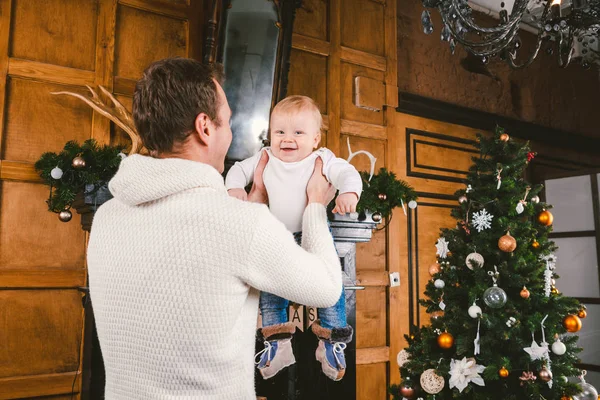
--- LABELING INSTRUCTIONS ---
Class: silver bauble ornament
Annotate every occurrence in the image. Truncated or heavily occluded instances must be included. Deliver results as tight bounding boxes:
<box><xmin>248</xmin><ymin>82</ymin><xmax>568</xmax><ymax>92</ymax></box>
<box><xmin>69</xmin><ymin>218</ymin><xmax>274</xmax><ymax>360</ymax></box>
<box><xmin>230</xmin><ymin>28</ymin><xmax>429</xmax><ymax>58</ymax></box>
<box><xmin>573</xmin><ymin>383</ymin><xmax>599</xmax><ymax>400</ymax></box>
<box><xmin>434</xmin><ymin>279</ymin><xmax>445</xmax><ymax>289</ymax></box>
<box><xmin>58</xmin><ymin>209</ymin><xmax>72</xmax><ymax>222</ymax></box>
<box><xmin>468</xmin><ymin>304</ymin><xmax>482</xmax><ymax>318</ymax></box>
<box><xmin>538</xmin><ymin>366</ymin><xmax>553</xmax><ymax>382</ymax></box>
<box><xmin>551</xmin><ymin>339</ymin><xmax>566</xmax><ymax>355</ymax></box>
<box><xmin>466</xmin><ymin>252</ymin><xmax>484</xmax><ymax>270</ymax></box>
<box><xmin>72</xmin><ymin>156</ymin><xmax>86</xmax><ymax>169</ymax></box>
<box><xmin>378</xmin><ymin>193</ymin><xmax>387</xmax><ymax>200</ymax></box>
<box><xmin>531</xmin><ymin>195</ymin><xmax>540</xmax><ymax>203</ymax></box>
<box><xmin>483</xmin><ymin>285</ymin><xmax>507</xmax><ymax>308</ymax></box>
<box><xmin>408</xmin><ymin>200</ymin><xmax>418</xmax><ymax>209</ymax></box>
<box><xmin>372</xmin><ymin>212</ymin><xmax>382</xmax><ymax>222</ymax></box>
<box><xmin>50</xmin><ymin>167</ymin><xmax>63</xmax><ymax>179</ymax></box>
<box><xmin>458</xmin><ymin>195</ymin><xmax>468</xmax><ymax>204</ymax></box>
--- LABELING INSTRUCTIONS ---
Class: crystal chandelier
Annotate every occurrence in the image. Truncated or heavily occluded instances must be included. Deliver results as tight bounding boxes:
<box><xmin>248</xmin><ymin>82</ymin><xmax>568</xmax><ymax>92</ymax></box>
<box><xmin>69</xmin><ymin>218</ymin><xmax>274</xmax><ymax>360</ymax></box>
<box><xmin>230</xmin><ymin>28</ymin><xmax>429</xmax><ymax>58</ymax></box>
<box><xmin>421</xmin><ymin>0</ymin><xmax>600</xmax><ymax>68</ymax></box>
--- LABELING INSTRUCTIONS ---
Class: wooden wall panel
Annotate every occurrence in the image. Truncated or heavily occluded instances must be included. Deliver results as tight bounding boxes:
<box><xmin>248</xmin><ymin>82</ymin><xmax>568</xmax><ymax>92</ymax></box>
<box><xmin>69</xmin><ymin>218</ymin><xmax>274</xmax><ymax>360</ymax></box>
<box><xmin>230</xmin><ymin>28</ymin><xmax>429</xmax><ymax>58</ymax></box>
<box><xmin>3</xmin><ymin>79</ymin><xmax>93</xmax><ymax>163</ymax></box>
<box><xmin>341</xmin><ymin>0</ymin><xmax>385</xmax><ymax>56</ymax></box>
<box><xmin>10</xmin><ymin>0</ymin><xmax>98</xmax><ymax>70</ymax></box>
<box><xmin>356</xmin><ymin>363</ymin><xmax>388</xmax><ymax>400</ymax></box>
<box><xmin>341</xmin><ymin>62</ymin><xmax>384</xmax><ymax>125</ymax></box>
<box><xmin>294</xmin><ymin>0</ymin><xmax>328</xmax><ymax>41</ymax></box>
<box><xmin>0</xmin><ymin>1</ymin><xmax>208</xmax><ymax>398</ymax></box>
<box><xmin>0</xmin><ymin>181</ymin><xmax>86</xmax><ymax>269</ymax></box>
<box><xmin>0</xmin><ymin>290</ymin><xmax>83</xmax><ymax>377</ymax></box>
<box><xmin>356</xmin><ymin>287</ymin><xmax>387</xmax><ymax>348</ymax></box>
<box><xmin>114</xmin><ymin>4</ymin><xmax>187</xmax><ymax>80</ymax></box>
<box><xmin>287</xmin><ymin>49</ymin><xmax>328</xmax><ymax>114</ymax></box>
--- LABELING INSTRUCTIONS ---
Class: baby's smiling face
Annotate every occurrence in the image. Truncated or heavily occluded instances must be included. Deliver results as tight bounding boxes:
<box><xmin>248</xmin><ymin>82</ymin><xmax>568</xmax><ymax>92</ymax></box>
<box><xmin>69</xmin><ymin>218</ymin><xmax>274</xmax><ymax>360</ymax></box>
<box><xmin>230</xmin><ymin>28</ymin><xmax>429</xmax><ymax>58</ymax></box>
<box><xmin>269</xmin><ymin>109</ymin><xmax>321</xmax><ymax>163</ymax></box>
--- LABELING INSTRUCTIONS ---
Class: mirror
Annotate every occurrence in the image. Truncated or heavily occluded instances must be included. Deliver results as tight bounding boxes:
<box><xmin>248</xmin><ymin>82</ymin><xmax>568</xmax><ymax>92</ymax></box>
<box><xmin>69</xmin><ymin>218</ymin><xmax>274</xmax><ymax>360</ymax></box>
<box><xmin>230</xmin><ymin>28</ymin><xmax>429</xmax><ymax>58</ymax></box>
<box><xmin>204</xmin><ymin>0</ymin><xmax>299</xmax><ymax>164</ymax></box>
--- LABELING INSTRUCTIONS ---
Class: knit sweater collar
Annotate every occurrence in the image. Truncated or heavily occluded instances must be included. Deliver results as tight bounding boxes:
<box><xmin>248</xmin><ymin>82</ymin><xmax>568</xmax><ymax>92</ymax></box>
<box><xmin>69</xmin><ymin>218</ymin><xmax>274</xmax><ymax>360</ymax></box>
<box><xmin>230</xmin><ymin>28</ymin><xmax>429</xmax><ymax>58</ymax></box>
<box><xmin>109</xmin><ymin>154</ymin><xmax>226</xmax><ymax>206</ymax></box>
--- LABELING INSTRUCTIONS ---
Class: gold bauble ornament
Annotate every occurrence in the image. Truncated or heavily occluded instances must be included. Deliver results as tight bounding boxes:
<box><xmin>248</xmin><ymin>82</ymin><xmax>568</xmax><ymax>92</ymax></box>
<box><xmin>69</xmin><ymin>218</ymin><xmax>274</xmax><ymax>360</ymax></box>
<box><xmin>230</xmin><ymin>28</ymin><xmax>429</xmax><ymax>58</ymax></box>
<box><xmin>538</xmin><ymin>366</ymin><xmax>553</xmax><ymax>382</ymax></box>
<box><xmin>378</xmin><ymin>193</ymin><xmax>387</xmax><ymax>200</ymax></box>
<box><xmin>429</xmin><ymin>263</ymin><xmax>441</xmax><ymax>276</ymax></box>
<box><xmin>532</xmin><ymin>240</ymin><xmax>540</xmax><ymax>249</ymax></box>
<box><xmin>578</xmin><ymin>309</ymin><xmax>587</xmax><ymax>319</ymax></box>
<box><xmin>563</xmin><ymin>314</ymin><xmax>582</xmax><ymax>332</ymax></box>
<box><xmin>437</xmin><ymin>332</ymin><xmax>454</xmax><ymax>349</ymax></box>
<box><xmin>500</xmin><ymin>133</ymin><xmax>510</xmax><ymax>142</ymax></box>
<box><xmin>551</xmin><ymin>285</ymin><xmax>559</xmax><ymax>295</ymax></box>
<box><xmin>520</xmin><ymin>286</ymin><xmax>530</xmax><ymax>299</ymax></box>
<box><xmin>498</xmin><ymin>231</ymin><xmax>517</xmax><ymax>252</ymax></box>
<box><xmin>537</xmin><ymin>210</ymin><xmax>554</xmax><ymax>226</ymax></box>
<box><xmin>499</xmin><ymin>367</ymin><xmax>509</xmax><ymax>378</ymax></box>
<box><xmin>58</xmin><ymin>209</ymin><xmax>72</xmax><ymax>222</ymax></box>
<box><xmin>72</xmin><ymin>156</ymin><xmax>86</xmax><ymax>169</ymax></box>
<box><xmin>560</xmin><ymin>396</ymin><xmax>572</xmax><ymax>400</ymax></box>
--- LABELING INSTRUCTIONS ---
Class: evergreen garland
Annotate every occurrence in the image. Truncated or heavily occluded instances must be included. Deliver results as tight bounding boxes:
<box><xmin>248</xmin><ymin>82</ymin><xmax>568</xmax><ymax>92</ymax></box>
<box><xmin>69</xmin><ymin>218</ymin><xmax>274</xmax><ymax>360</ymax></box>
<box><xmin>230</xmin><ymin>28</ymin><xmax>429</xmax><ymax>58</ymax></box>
<box><xmin>357</xmin><ymin>168</ymin><xmax>418</xmax><ymax>218</ymax></box>
<box><xmin>34</xmin><ymin>139</ymin><xmax>125</xmax><ymax>213</ymax></box>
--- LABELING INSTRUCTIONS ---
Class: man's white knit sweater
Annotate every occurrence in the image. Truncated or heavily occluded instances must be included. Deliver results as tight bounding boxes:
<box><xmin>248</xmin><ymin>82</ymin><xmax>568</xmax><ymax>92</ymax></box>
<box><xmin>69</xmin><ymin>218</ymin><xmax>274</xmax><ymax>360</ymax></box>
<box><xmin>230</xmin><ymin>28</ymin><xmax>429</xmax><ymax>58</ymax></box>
<box><xmin>87</xmin><ymin>154</ymin><xmax>342</xmax><ymax>399</ymax></box>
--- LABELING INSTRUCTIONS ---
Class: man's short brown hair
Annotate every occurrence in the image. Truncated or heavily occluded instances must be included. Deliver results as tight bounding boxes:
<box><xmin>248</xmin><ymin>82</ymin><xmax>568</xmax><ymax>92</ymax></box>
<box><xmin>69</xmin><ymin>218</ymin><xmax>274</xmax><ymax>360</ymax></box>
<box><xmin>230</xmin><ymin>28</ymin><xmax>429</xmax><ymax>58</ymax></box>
<box><xmin>133</xmin><ymin>58</ymin><xmax>224</xmax><ymax>153</ymax></box>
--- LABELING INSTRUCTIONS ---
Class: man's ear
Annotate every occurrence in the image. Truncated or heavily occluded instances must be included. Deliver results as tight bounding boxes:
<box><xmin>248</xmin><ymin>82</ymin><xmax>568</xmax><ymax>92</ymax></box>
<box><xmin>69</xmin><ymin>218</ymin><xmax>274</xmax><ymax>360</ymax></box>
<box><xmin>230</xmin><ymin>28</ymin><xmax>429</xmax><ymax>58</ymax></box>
<box><xmin>194</xmin><ymin>113</ymin><xmax>212</xmax><ymax>146</ymax></box>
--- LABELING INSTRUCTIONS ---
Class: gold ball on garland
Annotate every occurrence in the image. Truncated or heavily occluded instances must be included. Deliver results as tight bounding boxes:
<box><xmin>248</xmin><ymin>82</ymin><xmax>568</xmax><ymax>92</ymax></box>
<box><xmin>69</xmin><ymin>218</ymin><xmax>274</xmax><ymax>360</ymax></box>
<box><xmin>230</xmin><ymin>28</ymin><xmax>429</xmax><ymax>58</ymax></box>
<box><xmin>537</xmin><ymin>210</ymin><xmax>554</xmax><ymax>226</ymax></box>
<box><xmin>372</xmin><ymin>212</ymin><xmax>382</xmax><ymax>223</ymax></box>
<box><xmin>532</xmin><ymin>240</ymin><xmax>540</xmax><ymax>249</ymax></box>
<box><xmin>378</xmin><ymin>193</ymin><xmax>387</xmax><ymax>200</ymax></box>
<box><xmin>551</xmin><ymin>285</ymin><xmax>559</xmax><ymax>295</ymax></box>
<box><xmin>429</xmin><ymin>263</ymin><xmax>441</xmax><ymax>276</ymax></box>
<box><xmin>72</xmin><ymin>156</ymin><xmax>86</xmax><ymax>169</ymax></box>
<box><xmin>399</xmin><ymin>384</ymin><xmax>416</xmax><ymax>399</ymax></box>
<box><xmin>437</xmin><ymin>332</ymin><xmax>454</xmax><ymax>349</ymax></box>
<box><xmin>520</xmin><ymin>286</ymin><xmax>530</xmax><ymax>299</ymax></box>
<box><xmin>458</xmin><ymin>195</ymin><xmax>468</xmax><ymax>204</ymax></box>
<box><xmin>499</xmin><ymin>367</ymin><xmax>509</xmax><ymax>378</ymax></box>
<box><xmin>500</xmin><ymin>133</ymin><xmax>510</xmax><ymax>142</ymax></box>
<box><xmin>578</xmin><ymin>309</ymin><xmax>587</xmax><ymax>319</ymax></box>
<box><xmin>563</xmin><ymin>314</ymin><xmax>582</xmax><ymax>332</ymax></box>
<box><xmin>498</xmin><ymin>232</ymin><xmax>517</xmax><ymax>252</ymax></box>
<box><xmin>58</xmin><ymin>209</ymin><xmax>72</xmax><ymax>222</ymax></box>
<box><xmin>538</xmin><ymin>366</ymin><xmax>553</xmax><ymax>382</ymax></box>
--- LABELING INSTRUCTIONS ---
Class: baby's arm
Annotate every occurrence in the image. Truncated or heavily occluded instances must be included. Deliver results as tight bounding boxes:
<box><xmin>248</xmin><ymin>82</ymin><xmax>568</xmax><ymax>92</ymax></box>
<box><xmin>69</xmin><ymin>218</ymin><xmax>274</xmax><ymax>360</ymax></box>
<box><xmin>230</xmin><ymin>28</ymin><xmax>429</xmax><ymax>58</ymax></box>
<box><xmin>320</xmin><ymin>149</ymin><xmax>363</xmax><ymax>214</ymax></box>
<box><xmin>225</xmin><ymin>151</ymin><xmax>264</xmax><ymax>201</ymax></box>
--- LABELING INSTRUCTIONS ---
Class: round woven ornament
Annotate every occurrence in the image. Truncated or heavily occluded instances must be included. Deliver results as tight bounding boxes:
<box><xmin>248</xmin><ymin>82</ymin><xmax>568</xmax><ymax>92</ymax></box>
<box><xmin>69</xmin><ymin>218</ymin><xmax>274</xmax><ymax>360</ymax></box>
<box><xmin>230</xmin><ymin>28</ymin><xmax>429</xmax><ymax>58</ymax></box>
<box><xmin>420</xmin><ymin>368</ymin><xmax>445</xmax><ymax>394</ymax></box>
<box><xmin>397</xmin><ymin>349</ymin><xmax>410</xmax><ymax>367</ymax></box>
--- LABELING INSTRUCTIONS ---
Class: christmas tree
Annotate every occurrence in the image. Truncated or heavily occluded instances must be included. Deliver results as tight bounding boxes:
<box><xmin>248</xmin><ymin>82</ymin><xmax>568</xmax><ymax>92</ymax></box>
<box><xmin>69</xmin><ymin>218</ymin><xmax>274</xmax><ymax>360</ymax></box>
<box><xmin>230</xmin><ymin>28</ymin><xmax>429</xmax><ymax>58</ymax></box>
<box><xmin>392</xmin><ymin>127</ymin><xmax>597</xmax><ymax>400</ymax></box>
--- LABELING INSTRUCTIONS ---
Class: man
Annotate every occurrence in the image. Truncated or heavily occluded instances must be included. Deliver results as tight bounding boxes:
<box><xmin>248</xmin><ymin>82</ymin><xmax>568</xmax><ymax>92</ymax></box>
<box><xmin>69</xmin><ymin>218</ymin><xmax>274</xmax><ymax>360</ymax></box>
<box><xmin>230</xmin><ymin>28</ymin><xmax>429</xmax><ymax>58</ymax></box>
<box><xmin>87</xmin><ymin>58</ymin><xmax>342</xmax><ymax>399</ymax></box>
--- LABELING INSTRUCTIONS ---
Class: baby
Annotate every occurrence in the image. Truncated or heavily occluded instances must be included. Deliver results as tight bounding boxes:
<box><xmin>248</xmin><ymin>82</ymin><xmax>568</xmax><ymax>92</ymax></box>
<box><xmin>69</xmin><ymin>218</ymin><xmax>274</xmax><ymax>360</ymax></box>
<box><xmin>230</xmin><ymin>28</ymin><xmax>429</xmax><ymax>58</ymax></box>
<box><xmin>225</xmin><ymin>95</ymin><xmax>362</xmax><ymax>381</ymax></box>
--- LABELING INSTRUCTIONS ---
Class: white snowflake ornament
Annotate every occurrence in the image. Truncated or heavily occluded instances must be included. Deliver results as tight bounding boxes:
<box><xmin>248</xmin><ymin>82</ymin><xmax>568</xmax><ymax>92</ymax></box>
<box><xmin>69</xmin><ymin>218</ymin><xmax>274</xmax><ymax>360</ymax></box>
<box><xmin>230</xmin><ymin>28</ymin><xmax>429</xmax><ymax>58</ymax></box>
<box><xmin>472</xmin><ymin>209</ymin><xmax>494</xmax><ymax>232</ymax></box>
<box><xmin>435</xmin><ymin>237</ymin><xmax>450</xmax><ymax>259</ymax></box>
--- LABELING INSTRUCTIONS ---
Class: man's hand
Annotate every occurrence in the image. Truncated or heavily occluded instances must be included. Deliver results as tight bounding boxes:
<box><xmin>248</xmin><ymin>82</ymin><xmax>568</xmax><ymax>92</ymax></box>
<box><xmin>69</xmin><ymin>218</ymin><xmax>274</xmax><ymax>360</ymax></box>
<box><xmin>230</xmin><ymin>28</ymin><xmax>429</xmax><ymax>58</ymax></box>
<box><xmin>227</xmin><ymin>188</ymin><xmax>248</xmax><ymax>201</ymax></box>
<box><xmin>307</xmin><ymin>158</ymin><xmax>336</xmax><ymax>206</ymax></box>
<box><xmin>247</xmin><ymin>151</ymin><xmax>270</xmax><ymax>204</ymax></box>
<box><xmin>332</xmin><ymin>192</ymin><xmax>358</xmax><ymax>215</ymax></box>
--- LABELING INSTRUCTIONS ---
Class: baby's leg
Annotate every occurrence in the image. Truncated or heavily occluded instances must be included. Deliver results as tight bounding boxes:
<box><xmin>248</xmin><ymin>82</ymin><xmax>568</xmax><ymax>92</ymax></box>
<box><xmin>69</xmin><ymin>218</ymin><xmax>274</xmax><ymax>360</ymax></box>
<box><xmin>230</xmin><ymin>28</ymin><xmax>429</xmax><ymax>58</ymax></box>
<box><xmin>259</xmin><ymin>291</ymin><xmax>289</xmax><ymax>327</ymax></box>
<box><xmin>312</xmin><ymin>289</ymin><xmax>353</xmax><ymax>381</ymax></box>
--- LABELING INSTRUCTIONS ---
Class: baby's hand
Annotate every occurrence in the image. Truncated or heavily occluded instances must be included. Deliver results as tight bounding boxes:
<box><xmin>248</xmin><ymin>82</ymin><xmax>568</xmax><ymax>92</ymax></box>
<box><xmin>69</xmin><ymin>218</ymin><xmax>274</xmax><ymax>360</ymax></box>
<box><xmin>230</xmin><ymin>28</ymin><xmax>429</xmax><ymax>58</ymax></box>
<box><xmin>332</xmin><ymin>192</ymin><xmax>358</xmax><ymax>215</ymax></box>
<box><xmin>228</xmin><ymin>188</ymin><xmax>248</xmax><ymax>201</ymax></box>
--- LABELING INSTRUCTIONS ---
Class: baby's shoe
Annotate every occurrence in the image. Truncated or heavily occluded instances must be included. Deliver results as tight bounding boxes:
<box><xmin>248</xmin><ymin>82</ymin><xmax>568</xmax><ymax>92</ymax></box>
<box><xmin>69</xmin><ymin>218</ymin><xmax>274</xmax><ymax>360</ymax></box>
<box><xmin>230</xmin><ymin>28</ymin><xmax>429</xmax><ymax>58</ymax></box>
<box><xmin>255</xmin><ymin>322</ymin><xmax>296</xmax><ymax>379</ymax></box>
<box><xmin>311</xmin><ymin>320</ymin><xmax>353</xmax><ymax>381</ymax></box>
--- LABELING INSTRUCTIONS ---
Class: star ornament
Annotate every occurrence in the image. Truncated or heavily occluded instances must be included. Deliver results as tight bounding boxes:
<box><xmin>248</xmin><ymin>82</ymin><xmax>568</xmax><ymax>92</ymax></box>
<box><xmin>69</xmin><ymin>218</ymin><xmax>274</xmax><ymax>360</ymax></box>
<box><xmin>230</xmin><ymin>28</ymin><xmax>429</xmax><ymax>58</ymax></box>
<box><xmin>435</xmin><ymin>237</ymin><xmax>450</xmax><ymax>259</ymax></box>
<box><xmin>448</xmin><ymin>357</ymin><xmax>486</xmax><ymax>393</ymax></box>
<box><xmin>523</xmin><ymin>340</ymin><xmax>549</xmax><ymax>361</ymax></box>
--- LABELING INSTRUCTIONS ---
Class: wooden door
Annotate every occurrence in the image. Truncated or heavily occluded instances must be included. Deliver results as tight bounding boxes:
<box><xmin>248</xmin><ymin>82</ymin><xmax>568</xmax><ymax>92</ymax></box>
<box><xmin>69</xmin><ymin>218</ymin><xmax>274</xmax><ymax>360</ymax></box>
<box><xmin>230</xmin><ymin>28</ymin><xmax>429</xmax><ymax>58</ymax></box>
<box><xmin>0</xmin><ymin>1</ymin><xmax>206</xmax><ymax>398</ymax></box>
<box><xmin>287</xmin><ymin>0</ymin><xmax>398</xmax><ymax>397</ymax></box>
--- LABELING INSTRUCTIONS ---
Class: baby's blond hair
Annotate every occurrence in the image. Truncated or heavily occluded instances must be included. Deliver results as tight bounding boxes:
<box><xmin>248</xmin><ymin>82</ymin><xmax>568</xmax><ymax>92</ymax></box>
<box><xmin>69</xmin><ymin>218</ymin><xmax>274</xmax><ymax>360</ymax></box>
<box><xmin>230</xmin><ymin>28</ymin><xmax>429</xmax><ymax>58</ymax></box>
<box><xmin>271</xmin><ymin>95</ymin><xmax>322</xmax><ymax>133</ymax></box>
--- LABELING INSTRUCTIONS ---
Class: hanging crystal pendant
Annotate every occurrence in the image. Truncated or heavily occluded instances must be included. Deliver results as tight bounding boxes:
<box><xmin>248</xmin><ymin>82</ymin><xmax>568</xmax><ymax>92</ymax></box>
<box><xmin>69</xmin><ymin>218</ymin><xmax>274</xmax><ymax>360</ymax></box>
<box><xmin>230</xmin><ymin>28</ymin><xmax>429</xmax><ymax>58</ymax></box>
<box><xmin>421</xmin><ymin>10</ymin><xmax>434</xmax><ymax>34</ymax></box>
<box><xmin>441</xmin><ymin>23</ymin><xmax>451</xmax><ymax>41</ymax></box>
